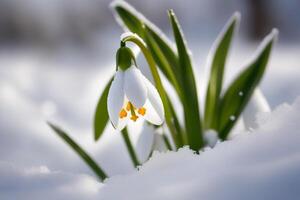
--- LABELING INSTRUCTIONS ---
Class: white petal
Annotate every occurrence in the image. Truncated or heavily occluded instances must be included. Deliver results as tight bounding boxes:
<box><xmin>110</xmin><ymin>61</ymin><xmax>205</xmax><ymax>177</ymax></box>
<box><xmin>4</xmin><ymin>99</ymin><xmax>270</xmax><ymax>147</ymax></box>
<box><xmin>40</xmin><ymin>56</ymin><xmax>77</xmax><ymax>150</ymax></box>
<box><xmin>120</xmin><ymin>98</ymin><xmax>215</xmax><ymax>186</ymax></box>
<box><xmin>135</xmin><ymin>123</ymin><xmax>155</xmax><ymax>163</ymax></box>
<box><xmin>140</xmin><ymin>74</ymin><xmax>164</xmax><ymax>125</ymax></box>
<box><xmin>107</xmin><ymin>70</ymin><xmax>126</xmax><ymax>129</ymax></box>
<box><xmin>143</xmin><ymin>100</ymin><xmax>163</xmax><ymax>125</ymax></box>
<box><xmin>243</xmin><ymin>89</ymin><xmax>271</xmax><ymax>130</ymax></box>
<box><xmin>152</xmin><ymin>133</ymin><xmax>167</xmax><ymax>152</ymax></box>
<box><xmin>116</xmin><ymin>117</ymin><xmax>128</xmax><ymax>131</ymax></box>
<box><xmin>124</xmin><ymin>66</ymin><xmax>147</xmax><ymax>108</ymax></box>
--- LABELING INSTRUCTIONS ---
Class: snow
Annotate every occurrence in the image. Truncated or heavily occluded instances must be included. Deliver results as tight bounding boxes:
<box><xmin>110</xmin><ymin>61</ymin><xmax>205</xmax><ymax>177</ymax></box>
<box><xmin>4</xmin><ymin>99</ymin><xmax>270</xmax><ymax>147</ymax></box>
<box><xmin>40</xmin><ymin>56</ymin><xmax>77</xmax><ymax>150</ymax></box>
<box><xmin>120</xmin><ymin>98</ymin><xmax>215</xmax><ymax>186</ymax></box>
<box><xmin>98</xmin><ymin>97</ymin><xmax>300</xmax><ymax>200</ymax></box>
<box><xmin>243</xmin><ymin>88</ymin><xmax>271</xmax><ymax>130</ymax></box>
<box><xmin>203</xmin><ymin>129</ymin><xmax>218</xmax><ymax>148</ymax></box>
<box><xmin>0</xmin><ymin>161</ymin><xmax>102</xmax><ymax>200</ymax></box>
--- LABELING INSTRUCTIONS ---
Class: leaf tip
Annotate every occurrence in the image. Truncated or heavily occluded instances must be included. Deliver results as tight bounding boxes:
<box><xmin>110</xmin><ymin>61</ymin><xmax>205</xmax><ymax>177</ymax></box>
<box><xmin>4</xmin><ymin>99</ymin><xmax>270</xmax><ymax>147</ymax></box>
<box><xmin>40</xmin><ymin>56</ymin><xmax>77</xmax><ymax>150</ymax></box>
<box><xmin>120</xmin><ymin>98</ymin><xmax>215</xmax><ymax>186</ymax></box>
<box><xmin>109</xmin><ymin>0</ymin><xmax>124</xmax><ymax>9</ymax></box>
<box><xmin>270</xmin><ymin>28</ymin><xmax>279</xmax><ymax>41</ymax></box>
<box><xmin>232</xmin><ymin>11</ymin><xmax>241</xmax><ymax>23</ymax></box>
<box><xmin>167</xmin><ymin>9</ymin><xmax>175</xmax><ymax>16</ymax></box>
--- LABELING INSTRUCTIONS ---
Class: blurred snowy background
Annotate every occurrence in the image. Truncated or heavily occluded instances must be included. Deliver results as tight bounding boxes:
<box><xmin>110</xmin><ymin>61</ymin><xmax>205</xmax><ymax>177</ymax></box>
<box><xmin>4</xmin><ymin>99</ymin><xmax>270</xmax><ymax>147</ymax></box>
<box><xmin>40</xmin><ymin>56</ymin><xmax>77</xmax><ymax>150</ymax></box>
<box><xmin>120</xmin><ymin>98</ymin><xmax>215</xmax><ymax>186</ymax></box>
<box><xmin>0</xmin><ymin>0</ymin><xmax>300</xmax><ymax>199</ymax></box>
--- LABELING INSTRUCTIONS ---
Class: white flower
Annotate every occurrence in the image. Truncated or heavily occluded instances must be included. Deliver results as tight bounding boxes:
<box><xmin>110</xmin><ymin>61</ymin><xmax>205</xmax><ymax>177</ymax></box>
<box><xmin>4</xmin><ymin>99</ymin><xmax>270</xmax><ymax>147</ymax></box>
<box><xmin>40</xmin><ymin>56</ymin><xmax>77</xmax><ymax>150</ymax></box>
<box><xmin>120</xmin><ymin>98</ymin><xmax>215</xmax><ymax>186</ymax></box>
<box><xmin>107</xmin><ymin>66</ymin><xmax>164</xmax><ymax>130</ymax></box>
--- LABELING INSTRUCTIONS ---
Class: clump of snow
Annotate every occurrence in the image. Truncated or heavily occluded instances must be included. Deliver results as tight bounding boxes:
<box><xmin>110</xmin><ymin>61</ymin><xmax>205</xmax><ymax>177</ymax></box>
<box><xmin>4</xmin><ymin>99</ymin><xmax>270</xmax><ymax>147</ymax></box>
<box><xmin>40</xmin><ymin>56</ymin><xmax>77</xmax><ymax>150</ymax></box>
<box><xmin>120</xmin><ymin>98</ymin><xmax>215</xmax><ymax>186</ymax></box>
<box><xmin>98</xmin><ymin>97</ymin><xmax>300</xmax><ymax>200</ymax></box>
<box><xmin>203</xmin><ymin>129</ymin><xmax>218</xmax><ymax>148</ymax></box>
<box><xmin>243</xmin><ymin>88</ymin><xmax>271</xmax><ymax>129</ymax></box>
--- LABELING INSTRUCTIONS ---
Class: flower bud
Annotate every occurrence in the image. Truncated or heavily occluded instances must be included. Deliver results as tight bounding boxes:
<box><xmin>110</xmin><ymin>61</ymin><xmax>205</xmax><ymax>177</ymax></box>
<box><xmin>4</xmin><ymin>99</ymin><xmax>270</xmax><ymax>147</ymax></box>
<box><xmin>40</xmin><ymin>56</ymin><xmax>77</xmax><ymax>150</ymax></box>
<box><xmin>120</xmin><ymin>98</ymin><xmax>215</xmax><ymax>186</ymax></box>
<box><xmin>116</xmin><ymin>44</ymin><xmax>136</xmax><ymax>71</ymax></box>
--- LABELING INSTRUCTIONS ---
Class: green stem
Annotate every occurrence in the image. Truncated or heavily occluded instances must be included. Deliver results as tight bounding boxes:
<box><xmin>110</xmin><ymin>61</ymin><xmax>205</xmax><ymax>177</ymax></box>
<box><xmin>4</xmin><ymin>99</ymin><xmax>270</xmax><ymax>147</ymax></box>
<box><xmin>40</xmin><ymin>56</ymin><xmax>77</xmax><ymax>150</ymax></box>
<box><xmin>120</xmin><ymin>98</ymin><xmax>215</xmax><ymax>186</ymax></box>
<box><xmin>48</xmin><ymin>122</ymin><xmax>107</xmax><ymax>181</ymax></box>
<box><xmin>122</xmin><ymin>35</ymin><xmax>182</xmax><ymax>149</ymax></box>
<box><xmin>121</xmin><ymin>127</ymin><xmax>140</xmax><ymax>167</ymax></box>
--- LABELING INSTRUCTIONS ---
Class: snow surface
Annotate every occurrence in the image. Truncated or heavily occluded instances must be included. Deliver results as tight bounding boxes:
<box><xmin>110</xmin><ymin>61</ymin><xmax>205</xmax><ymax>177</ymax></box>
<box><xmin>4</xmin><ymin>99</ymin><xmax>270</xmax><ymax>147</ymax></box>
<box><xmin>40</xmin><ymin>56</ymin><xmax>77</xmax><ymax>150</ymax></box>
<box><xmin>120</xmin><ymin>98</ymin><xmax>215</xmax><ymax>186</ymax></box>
<box><xmin>98</xmin><ymin>97</ymin><xmax>300</xmax><ymax>200</ymax></box>
<box><xmin>1</xmin><ymin>95</ymin><xmax>300</xmax><ymax>199</ymax></box>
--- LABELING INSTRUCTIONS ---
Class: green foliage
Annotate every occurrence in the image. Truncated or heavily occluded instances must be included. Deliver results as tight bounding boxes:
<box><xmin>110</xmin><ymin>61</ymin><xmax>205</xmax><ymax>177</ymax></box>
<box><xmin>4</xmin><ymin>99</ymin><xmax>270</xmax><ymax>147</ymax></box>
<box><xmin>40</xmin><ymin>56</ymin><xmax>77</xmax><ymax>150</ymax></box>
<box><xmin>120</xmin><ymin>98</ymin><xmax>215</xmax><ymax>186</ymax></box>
<box><xmin>112</xmin><ymin>1</ymin><xmax>276</xmax><ymax>148</ymax></box>
<box><xmin>48</xmin><ymin>122</ymin><xmax>108</xmax><ymax>181</ymax></box>
<box><xmin>48</xmin><ymin>1</ymin><xmax>277</xmax><ymax>178</ymax></box>
<box><xmin>94</xmin><ymin>79</ymin><xmax>112</xmax><ymax>141</ymax></box>
<box><xmin>218</xmin><ymin>35</ymin><xmax>276</xmax><ymax>140</ymax></box>
<box><xmin>204</xmin><ymin>14</ymin><xmax>239</xmax><ymax>130</ymax></box>
<box><xmin>168</xmin><ymin>10</ymin><xmax>204</xmax><ymax>150</ymax></box>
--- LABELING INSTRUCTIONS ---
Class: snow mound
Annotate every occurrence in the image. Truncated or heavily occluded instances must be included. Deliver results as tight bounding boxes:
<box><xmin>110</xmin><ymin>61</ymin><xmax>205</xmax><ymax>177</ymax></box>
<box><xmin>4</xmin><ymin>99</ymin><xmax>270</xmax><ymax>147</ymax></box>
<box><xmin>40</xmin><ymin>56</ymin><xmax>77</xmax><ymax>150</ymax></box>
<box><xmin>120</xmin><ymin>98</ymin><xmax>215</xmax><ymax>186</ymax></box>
<box><xmin>99</xmin><ymin>97</ymin><xmax>300</xmax><ymax>200</ymax></box>
<box><xmin>0</xmin><ymin>162</ymin><xmax>102</xmax><ymax>200</ymax></box>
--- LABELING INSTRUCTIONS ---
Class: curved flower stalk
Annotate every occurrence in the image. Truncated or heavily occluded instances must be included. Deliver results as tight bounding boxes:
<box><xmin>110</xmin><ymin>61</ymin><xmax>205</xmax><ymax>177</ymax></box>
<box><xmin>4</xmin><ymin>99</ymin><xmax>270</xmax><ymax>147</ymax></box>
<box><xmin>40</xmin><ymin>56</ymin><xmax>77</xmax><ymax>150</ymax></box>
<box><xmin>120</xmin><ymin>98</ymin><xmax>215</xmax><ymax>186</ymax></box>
<box><xmin>107</xmin><ymin>45</ymin><xmax>165</xmax><ymax>130</ymax></box>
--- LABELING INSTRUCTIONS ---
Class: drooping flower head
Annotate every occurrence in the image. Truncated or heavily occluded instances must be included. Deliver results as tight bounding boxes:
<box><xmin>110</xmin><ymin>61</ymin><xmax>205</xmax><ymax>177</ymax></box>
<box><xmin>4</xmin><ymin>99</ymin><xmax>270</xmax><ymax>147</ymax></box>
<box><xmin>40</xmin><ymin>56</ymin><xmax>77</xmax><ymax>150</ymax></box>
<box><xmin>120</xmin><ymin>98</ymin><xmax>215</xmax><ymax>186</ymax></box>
<box><xmin>107</xmin><ymin>43</ymin><xmax>164</xmax><ymax>130</ymax></box>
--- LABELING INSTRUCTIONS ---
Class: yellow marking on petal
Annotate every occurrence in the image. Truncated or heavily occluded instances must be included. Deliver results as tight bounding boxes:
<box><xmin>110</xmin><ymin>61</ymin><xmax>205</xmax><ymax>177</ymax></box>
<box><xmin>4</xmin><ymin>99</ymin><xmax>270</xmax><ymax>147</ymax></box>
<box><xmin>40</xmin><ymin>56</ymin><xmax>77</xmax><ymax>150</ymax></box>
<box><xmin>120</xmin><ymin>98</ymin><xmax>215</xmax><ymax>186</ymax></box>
<box><xmin>130</xmin><ymin>115</ymin><xmax>138</xmax><ymax>121</ymax></box>
<box><xmin>138</xmin><ymin>107</ymin><xmax>146</xmax><ymax>116</ymax></box>
<box><xmin>119</xmin><ymin>109</ymin><xmax>127</xmax><ymax>119</ymax></box>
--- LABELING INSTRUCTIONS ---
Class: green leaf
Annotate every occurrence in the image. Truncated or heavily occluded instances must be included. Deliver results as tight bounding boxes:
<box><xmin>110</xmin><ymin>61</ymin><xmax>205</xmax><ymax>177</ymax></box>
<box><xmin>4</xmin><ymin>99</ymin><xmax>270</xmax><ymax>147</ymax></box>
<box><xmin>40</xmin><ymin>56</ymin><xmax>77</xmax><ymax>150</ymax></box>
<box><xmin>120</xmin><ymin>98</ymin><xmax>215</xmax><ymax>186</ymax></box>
<box><xmin>218</xmin><ymin>29</ymin><xmax>278</xmax><ymax>140</ymax></box>
<box><xmin>144</xmin><ymin>27</ymin><xmax>182</xmax><ymax>97</ymax></box>
<box><xmin>168</xmin><ymin>10</ymin><xmax>204</xmax><ymax>151</ymax></box>
<box><xmin>93</xmin><ymin>78</ymin><xmax>112</xmax><ymax>141</ymax></box>
<box><xmin>47</xmin><ymin>122</ymin><xmax>108</xmax><ymax>181</ymax></box>
<box><xmin>204</xmin><ymin>13</ymin><xmax>239</xmax><ymax>130</ymax></box>
<box><xmin>165</xmin><ymin>94</ymin><xmax>186</xmax><ymax>145</ymax></box>
<box><xmin>111</xmin><ymin>1</ymin><xmax>182</xmax><ymax>96</ymax></box>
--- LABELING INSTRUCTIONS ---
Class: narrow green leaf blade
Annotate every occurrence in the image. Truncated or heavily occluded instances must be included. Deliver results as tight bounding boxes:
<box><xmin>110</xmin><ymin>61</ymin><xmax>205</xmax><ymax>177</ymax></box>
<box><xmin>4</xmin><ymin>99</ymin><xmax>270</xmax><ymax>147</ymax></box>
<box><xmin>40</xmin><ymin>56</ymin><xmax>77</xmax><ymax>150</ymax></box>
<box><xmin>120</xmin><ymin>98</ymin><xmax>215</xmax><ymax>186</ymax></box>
<box><xmin>48</xmin><ymin>122</ymin><xmax>108</xmax><ymax>181</ymax></box>
<box><xmin>204</xmin><ymin>13</ymin><xmax>240</xmax><ymax>130</ymax></box>
<box><xmin>168</xmin><ymin>10</ymin><xmax>204</xmax><ymax>151</ymax></box>
<box><xmin>94</xmin><ymin>78</ymin><xmax>112</xmax><ymax>141</ymax></box>
<box><xmin>219</xmin><ymin>29</ymin><xmax>278</xmax><ymax>140</ymax></box>
<box><xmin>143</xmin><ymin>27</ymin><xmax>182</xmax><ymax>99</ymax></box>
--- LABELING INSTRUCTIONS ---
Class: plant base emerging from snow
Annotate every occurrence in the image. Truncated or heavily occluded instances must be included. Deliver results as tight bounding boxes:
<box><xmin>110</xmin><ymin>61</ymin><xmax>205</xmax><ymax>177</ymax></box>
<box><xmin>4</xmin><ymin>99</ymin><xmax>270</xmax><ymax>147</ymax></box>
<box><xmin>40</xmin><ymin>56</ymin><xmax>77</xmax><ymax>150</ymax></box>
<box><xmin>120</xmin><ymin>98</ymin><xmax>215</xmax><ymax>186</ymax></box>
<box><xmin>48</xmin><ymin>0</ymin><xmax>278</xmax><ymax>181</ymax></box>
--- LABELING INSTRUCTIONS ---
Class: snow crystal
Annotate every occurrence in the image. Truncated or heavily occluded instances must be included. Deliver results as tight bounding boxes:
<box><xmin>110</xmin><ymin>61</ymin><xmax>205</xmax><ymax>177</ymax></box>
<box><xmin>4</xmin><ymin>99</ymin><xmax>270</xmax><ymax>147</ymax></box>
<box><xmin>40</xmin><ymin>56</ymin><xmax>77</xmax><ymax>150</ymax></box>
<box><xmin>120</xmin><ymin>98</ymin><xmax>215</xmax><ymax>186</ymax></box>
<box><xmin>238</xmin><ymin>91</ymin><xmax>244</xmax><ymax>96</ymax></box>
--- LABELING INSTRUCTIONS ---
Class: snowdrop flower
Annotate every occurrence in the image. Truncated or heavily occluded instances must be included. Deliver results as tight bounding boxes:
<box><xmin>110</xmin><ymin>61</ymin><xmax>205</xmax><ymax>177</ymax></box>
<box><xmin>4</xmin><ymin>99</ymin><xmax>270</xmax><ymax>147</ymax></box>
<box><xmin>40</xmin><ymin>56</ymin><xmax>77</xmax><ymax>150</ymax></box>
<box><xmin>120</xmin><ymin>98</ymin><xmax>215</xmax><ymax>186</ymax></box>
<box><xmin>107</xmin><ymin>45</ymin><xmax>164</xmax><ymax>130</ymax></box>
